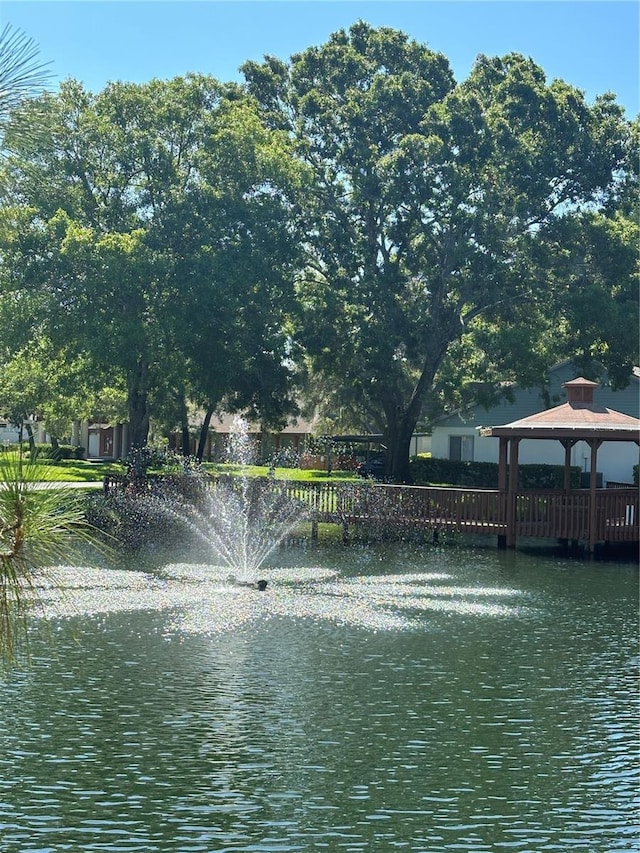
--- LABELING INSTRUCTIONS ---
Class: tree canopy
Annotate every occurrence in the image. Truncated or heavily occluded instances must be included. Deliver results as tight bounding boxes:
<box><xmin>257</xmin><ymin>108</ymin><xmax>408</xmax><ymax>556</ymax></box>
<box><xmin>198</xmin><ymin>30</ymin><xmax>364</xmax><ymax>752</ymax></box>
<box><xmin>244</xmin><ymin>22</ymin><xmax>637</xmax><ymax>480</ymax></box>
<box><xmin>0</xmin><ymin>75</ymin><xmax>303</xmax><ymax>451</ymax></box>
<box><xmin>0</xmin><ymin>22</ymin><xmax>636</xmax><ymax>476</ymax></box>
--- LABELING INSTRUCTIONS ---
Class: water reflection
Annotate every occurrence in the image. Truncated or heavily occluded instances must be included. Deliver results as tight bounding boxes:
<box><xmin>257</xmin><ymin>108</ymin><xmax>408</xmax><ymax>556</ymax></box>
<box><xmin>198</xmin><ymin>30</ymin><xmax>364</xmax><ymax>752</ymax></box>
<box><xmin>1</xmin><ymin>543</ymin><xmax>637</xmax><ymax>852</ymax></box>
<box><xmin>32</xmin><ymin>554</ymin><xmax>531</xmax><ymax>634</ymax></box>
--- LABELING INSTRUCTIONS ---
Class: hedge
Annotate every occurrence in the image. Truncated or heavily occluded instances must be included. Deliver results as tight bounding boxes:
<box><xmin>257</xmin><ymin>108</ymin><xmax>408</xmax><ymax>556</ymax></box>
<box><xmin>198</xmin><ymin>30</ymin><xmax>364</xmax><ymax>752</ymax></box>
<box><xmin>410</xmin><ymin>456</ymin><xmax>581</xmax><ymax>489</ymax></box>
<box><xmin>19</xmin><ymin>442</ymin><xmax>85</xmax><ymax>461</ymax></box>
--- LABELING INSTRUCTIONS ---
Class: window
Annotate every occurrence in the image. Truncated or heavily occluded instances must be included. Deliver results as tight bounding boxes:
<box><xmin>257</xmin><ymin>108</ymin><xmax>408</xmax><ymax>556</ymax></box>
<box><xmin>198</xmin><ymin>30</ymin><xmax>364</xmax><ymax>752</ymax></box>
<box><xmin>449</xmin><ymin>435</ymin><xmax>474</xmax><ymax>462</ymax></box>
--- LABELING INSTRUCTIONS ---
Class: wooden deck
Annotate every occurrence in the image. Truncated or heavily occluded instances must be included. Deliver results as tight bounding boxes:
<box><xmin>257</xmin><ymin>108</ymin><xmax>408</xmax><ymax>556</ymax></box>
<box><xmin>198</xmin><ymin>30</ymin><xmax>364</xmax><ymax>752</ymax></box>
<box><xmin>102</xmin><ymin>475</ymin><xmax>639</xmax><ymax>551</ymax></box>
<box><xmin>276</xmin><ymin>481</ymin><xmax>638</xmax><ymax>549</ymax></box>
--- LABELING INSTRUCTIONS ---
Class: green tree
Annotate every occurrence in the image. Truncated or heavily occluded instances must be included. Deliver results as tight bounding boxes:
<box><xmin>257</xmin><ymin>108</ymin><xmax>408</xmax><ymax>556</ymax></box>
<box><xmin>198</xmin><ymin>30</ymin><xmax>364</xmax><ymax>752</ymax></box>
<box><xmin>244</xmin><ymin>23</ymin><xmax>633</xmax><ymax>481</ymax></box>
<box><xmin>1</xmin><ymin>76</ymin><xmax>208</xmax><ymax>447</ymax></box>
<box><xmin>148</xmin><ymin>97</ymin><xmax>305</xmax><ymax>459</ymax></box>
<box><xmin>1</xmin><ymin>76</ymin><xmax>301</xmax><ymax>452</ymax></box>
<box><xmin>0</xmin><ymin>342</ymin><xmax>49</xmax><ymax>455</ymax></box>
<box><xmin>0</xmin><ymin>334</ymin><xmax>112</xmax><ymax>455</ymax></box>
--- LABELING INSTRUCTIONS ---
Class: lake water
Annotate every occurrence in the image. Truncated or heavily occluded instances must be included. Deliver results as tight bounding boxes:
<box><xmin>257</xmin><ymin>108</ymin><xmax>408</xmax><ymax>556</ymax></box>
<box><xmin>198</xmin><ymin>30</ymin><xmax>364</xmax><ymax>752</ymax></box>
<box><xmin>0</xmin><ymin>540</ymin><xmax>637</xmax><ymax>852</ymax></box>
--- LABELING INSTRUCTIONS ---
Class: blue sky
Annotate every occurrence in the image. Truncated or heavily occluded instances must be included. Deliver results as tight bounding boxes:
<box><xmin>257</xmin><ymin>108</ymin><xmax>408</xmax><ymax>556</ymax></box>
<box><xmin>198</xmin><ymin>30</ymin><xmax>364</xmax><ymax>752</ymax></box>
<box><xmin>3</xmin><ymin>1</ymin><xmax>638</xmax><ymax>117</ymax></box>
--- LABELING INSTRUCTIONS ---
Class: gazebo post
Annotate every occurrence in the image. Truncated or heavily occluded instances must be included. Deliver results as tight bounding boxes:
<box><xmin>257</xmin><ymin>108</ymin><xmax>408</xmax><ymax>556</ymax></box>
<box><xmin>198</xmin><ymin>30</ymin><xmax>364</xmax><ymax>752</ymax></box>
<box><xmin>561</xmin><ymin>439</ymin><xmax>578</xmax><ymax>492</ymax></box>
<box><xmin>498</xmin><ymin>437</ymin><xmax>508</xmax><ymax>491</ymax></box>
<box><xmin>497</xmin><ymin>437</ymin><xmax>509</xmax><ymax>548</ymax></box>
<box><xmin>588</xmin><ymin>439</ymin><xmax>603</xmax><ymax>553</ymax></box>
<box><xmin>506</xmin><ymin>438</ymin><xmax>520</xmax><ymax>548</ymax></box>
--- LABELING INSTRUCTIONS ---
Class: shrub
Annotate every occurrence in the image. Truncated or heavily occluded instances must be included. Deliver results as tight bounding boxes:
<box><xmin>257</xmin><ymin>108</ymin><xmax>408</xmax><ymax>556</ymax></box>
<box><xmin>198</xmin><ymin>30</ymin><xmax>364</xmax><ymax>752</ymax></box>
<box><xmin>268</xmin><ymin>447</ymin><xmax>300</xmax><ymax>469</ymax></box>
<box><xmin>84</xmin><ymin>491</ymin><xmax>184</xmax><ymax>551</ymax></box>
<box><xmin>86</xmin><ymin>469</ymin><xmax>212</xmax><ymax>551</ymax></box>
<box><xmin>19</xmin><ymin>442</ymin><xmax>85</xmax><ymax>461</ymax></box>
<box><xmin>51</xmin><ymin>444</ymin><xmax>85</xmax><ymax>460</ymax></box>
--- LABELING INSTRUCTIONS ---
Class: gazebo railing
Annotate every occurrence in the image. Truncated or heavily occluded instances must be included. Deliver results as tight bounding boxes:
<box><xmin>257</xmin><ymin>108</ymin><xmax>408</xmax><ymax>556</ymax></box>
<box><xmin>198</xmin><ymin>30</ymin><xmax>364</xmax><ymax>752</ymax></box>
<box><xmin>514</xmin><ymin>490</ymin><xmax>591</xmax><ymax>540</ymax></box>
<box><xmin>512</xmin><ymin>488</ymin><xmax>638</xmax><ymax>542</ymax></box>
<box><xmin>595</xmin><ymin>488</ymin><xmax>638</xmax><ymax>542</ymax></box>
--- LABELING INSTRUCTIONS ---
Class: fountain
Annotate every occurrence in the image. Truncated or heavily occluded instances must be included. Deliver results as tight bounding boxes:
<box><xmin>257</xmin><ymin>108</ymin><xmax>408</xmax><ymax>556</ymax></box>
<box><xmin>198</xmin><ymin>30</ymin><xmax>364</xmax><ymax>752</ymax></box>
<box><xmin>151</xmin><ymin>417</ymin><xmax>306</xmax><ymax>587</ymax></box>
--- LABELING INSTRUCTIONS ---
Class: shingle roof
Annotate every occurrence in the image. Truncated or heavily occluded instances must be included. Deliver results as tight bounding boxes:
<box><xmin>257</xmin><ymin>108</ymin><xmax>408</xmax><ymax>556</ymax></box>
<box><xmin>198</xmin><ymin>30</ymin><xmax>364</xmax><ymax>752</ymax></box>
<box><xmin>504</xmin><ymin>401</ymin><xmax>640</xmax><ymax>431</ymax></box>
<box><xmin>207</xmin><ymin>412</ymin><xmax>317</xmax><ymax>435</ymax></box>
<box><xmin>481</xmin><ymin>377</ymin><xmax>640</xmax><ymax>441</ymax></box>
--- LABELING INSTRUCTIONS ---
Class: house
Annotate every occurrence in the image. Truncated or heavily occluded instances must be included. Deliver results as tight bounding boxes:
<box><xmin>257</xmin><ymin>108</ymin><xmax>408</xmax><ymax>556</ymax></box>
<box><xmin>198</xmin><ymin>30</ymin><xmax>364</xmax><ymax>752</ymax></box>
<box><xmin>0</xmin><ymin>420</ymin><xmax>23</xmax><ymax>447</ymax></box>
<box><xmin>428</xmin><ymin>363</ymin><xmax>640</xmax><ymax>486</ymax></box>
<box><xmin>81</xmin><ymin>421</ymin><xmax>129</xmax><ymax>460</ymax></box>
<box><xmin>168</xmin><ymin>412</ymin><xmax>318</xmax><ymax>463</ymax></box>
<box><xmin>0</xmin><ymin>417</ymin><xmax>129</xmax><ymax>460</ymax></box>
<box><xmin>0</xmin><ymin>419</ymin><xmax>49</xmax><ymax>449</ymax></box>
<box><xmin>75</xmin><ymin>412</ymin><xmax>317</xmax><ymax>463</ymax></box>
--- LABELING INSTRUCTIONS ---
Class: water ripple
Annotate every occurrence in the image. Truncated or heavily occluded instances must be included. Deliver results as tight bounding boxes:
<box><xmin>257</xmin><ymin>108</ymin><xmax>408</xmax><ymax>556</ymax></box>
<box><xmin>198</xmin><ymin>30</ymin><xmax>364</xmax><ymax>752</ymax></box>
<box><xmin>30</xmin><ymin>562</ymin><xmax>532</xmax><ymax>635</ymax></box>
<box><xmin>1</xmin><ymin>545</ymin><xmax>635</xmax><ymax>852</ymax></box>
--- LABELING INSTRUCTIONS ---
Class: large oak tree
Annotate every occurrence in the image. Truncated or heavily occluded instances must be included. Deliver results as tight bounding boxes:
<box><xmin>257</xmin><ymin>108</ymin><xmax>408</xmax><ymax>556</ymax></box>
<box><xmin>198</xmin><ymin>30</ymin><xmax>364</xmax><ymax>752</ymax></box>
<box><xmin>244</xmin><ymin>23</ymin><xmax>634</xmax><ymax>481</ymax></box>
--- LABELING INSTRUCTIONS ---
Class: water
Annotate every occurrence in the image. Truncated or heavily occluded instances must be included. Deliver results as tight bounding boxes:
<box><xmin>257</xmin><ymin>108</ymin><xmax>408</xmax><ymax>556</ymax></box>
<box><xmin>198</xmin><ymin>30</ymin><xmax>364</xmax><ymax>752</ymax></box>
<box><xmin>0</xmin><ymin>542</ymin><xmax>637</xmax><ymax>852</ymax></box>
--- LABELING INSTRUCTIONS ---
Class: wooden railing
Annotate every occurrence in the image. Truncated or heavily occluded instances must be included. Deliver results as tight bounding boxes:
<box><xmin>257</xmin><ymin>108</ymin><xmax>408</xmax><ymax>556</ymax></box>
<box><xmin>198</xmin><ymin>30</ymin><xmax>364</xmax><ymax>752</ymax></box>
<box><xmin>102</xmin><ymin>475</ymin><xmax>639</xmax><ymax>546</ymax></box>
<box><xmin>277</xmin><ymin>481</ymin><xmax>638</xmax><ymax>544</ymax></box>
<box><xmin>595</xmin><ymin>488</ymin><xmax>638</xmax><ymax>542</ymax></box>
<box><xmin>510</xmin><ymin>489</ymin><xmax>639</xmax><ymax>542</ymax></box>
<box><xmin>513</xmin><ymin>490</ymin><xmax>591</xmax><ymax>540</ymax></box>
<box><xmin>277</xmin><ymin>481</ymin><xmax>507</xmax><ymax>534</ymax></box>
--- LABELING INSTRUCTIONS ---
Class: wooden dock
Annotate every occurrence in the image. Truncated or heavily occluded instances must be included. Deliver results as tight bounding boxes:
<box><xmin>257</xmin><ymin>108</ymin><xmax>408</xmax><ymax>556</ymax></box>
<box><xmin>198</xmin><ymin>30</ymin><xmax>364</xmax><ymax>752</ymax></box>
<box><xmin>102</xmin><ymin>474</ymin><xmax>638</xmax><ymax>552</ymax></box>
<box><xmin>275</xmin><ymin>480</ymin><xmax>639</xmax><ymax>550</ymax></box>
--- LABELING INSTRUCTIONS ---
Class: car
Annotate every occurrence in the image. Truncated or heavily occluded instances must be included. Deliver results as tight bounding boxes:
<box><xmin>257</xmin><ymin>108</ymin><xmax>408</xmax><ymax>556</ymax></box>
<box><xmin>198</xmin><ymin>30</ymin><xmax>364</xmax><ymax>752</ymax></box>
<box><xmin>356</xmin><ymin>456</ymin><xmax>386</xmax><ymax>480</ymax></box>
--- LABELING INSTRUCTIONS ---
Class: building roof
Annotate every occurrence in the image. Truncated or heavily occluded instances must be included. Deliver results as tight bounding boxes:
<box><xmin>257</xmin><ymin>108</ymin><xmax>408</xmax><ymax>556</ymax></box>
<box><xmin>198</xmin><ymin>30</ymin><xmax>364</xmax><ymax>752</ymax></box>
<box><xmin>480</xmin><ymin>377</ymin><xmax>640</xmax><ymax>443</ymax></box>
<box><xmin>207</xmin><ymin>412</ymin><xmax>317</xmax><ymax>435</ymax></box>
<box><xmin>434</xmin><ymin>362</ymin><xmax>639</xmax><ymax>430</ymax></box>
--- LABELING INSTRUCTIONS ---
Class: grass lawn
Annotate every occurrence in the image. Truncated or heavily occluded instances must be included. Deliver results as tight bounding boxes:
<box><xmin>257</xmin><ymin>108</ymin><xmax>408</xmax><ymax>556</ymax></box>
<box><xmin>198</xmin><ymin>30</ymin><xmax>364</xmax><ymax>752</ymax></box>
<box><xmin>206</xmin><ymin>464</ymin><xmax>358</xmax><ymax>483</ymax></box>
<box><xmin>2</xmin><ymin>456</ymin><xmax>361</xmax><ymax>484</ymax></box>
<box><xmin>51</xmin><ymin>461</ymin><xmax>127</xmax><ymax>481</ymax></box>
<box><xmin>0</xmin><ymin>455</ymin><xmax>126</xmax><ymax>482</ymax></box>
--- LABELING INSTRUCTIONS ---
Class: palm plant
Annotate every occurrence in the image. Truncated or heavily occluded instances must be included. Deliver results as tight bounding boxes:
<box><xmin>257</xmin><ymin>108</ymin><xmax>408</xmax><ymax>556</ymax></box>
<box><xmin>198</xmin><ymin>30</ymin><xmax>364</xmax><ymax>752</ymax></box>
<box><xmin>0</xmin><ymin>453</ymin><xmax>104</xmax><ymax>665</ymax></box>
<box><xmin>0</xmin><ymin>23</ymin><xmax>51</xmax><ymax>120</ymax></box>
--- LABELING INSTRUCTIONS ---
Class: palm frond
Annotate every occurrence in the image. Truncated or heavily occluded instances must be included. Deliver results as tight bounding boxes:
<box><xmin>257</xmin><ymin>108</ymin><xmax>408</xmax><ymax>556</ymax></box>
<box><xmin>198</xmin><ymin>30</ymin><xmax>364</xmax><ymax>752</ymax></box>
<box><xmin>0</xmin><ymin>453</ymin><xmax>111</xmax><ymax>667</ymax></box>
<box><xmin>0</xmin><ymin>23</ymin><xmax>52</xmax><ymax>118</ymax></box>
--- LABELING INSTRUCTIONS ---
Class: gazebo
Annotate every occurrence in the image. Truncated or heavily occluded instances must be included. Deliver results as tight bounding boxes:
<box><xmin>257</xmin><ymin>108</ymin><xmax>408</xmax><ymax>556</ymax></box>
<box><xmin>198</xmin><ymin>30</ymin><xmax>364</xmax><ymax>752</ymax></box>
<box><xmin>480</xmin><ymin>378</ymin><xmax>640</xmax><ymax>551</ymax></box>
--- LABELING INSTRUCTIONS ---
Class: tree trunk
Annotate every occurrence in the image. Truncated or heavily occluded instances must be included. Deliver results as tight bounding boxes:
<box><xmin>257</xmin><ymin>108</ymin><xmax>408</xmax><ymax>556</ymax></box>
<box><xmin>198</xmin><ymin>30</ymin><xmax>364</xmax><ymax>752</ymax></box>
<box><xmin>180</xmin><ymin>423</ymin><xmax>191</xmax><ymax>458</ymax></box>
<box><xmin>23</xmin><ymin>422</ymin><xmax>37</xmax><ymax>461</ymax></box>
<box><xmin>127</xmin><ymin>359</ymin><xmax>150</xmax><ymax>450</ymax></box>
<box><xmin>384</xmin><ymin>341</ymin><xmax>448</xmax><ymax>483</ymax></box>
<box><xmin>174</xmin><ymin>388</ymin><xmax>191</xmax><ymax>457</ymax></box>
<box><xmin>50</xmin><ymin>434</ymin><xmax>61</xmax><ymax>460</ymax></box>
<box><xmin>386</xmin><ymin>411</ymin><xmax>418</xmax><ymax>484</ymax></box>
<box><xmin>196</xmin><ymin>406</ymin><xmax>214</xmax><ymax>463</ymax></box>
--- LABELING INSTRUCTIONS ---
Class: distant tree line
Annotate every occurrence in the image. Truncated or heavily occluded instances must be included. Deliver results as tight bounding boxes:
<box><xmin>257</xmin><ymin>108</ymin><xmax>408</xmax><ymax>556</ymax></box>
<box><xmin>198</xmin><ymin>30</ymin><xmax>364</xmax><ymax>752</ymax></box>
<box><xmin>0</xmin><ymin>21</ymin><xmax>637</xmax><ymax>480</ymax></box>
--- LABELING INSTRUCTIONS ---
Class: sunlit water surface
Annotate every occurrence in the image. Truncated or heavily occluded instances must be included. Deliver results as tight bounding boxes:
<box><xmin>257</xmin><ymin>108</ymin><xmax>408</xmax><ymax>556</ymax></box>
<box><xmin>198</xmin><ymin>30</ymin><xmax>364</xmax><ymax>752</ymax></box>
<box><xmin>0</xmin><ymin>541</ymin><xmax>637</xmax><ymax>852</ymax></box>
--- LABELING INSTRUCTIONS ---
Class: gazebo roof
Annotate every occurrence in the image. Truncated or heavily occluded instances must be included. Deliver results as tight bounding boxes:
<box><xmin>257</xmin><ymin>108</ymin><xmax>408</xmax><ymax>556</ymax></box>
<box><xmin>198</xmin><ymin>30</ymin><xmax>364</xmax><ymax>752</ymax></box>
<box><xmin>480</xmin><ymin>377</ymin><xmax>640</xmax><ymax>443</ymax></box>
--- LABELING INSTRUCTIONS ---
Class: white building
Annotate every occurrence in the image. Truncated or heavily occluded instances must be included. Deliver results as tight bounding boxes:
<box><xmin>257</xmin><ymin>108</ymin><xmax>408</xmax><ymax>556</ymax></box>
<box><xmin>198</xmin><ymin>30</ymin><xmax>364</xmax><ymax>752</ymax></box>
<box><xmin>429</xmin><ymin>364</ymin><xmax>639</xmax><ymax>485</ymax></box>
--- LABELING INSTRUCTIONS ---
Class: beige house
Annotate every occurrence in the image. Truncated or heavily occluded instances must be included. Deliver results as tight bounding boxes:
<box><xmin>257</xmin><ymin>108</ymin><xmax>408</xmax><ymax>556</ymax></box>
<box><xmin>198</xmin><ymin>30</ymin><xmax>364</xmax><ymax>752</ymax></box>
<box><xmin>168</xmin><ymin>412</ymin><xmax>318</xmax><ymax>463</ymax></box>
<box><xmin>75</xmin><ymin>413</ymin><xmax>317</xmax><ymax>462</ymax></box>
<box><xmin>79</xmin><ymin>421</ymin><xmax>129</xmax><ymax>460</ymax></box>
